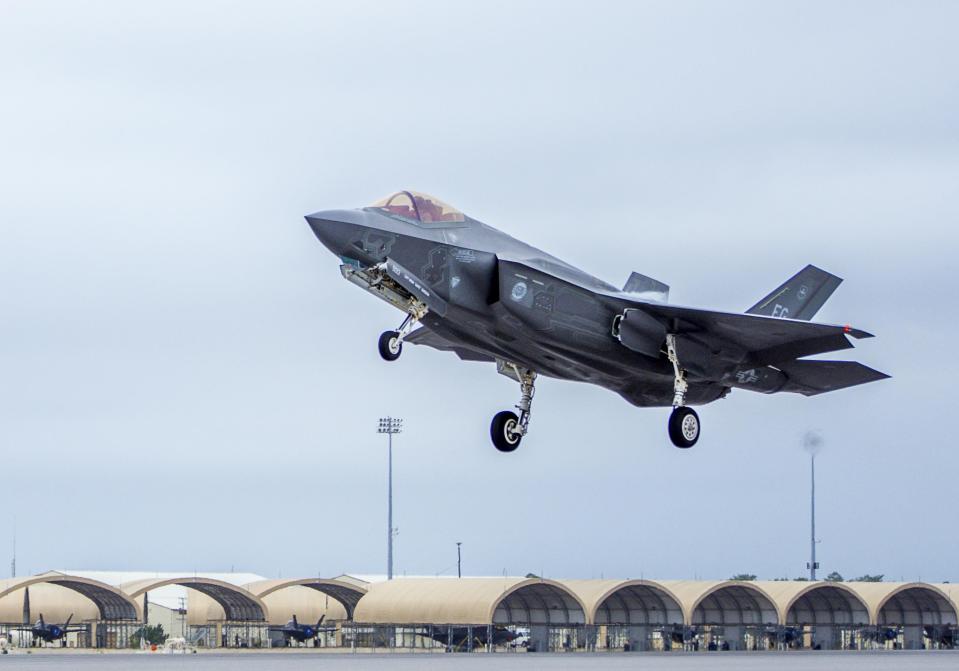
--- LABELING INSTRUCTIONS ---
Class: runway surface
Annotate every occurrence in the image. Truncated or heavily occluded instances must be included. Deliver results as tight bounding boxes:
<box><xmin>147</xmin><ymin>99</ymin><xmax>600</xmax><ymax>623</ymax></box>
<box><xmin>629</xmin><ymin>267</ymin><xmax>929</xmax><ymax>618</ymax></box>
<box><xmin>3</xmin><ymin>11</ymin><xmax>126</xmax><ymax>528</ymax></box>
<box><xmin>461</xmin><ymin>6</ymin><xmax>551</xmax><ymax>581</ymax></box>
<box><xmin>1</xmin><ymin>651</ymin><xmax>958</xmax><ymax>670</ymax></box>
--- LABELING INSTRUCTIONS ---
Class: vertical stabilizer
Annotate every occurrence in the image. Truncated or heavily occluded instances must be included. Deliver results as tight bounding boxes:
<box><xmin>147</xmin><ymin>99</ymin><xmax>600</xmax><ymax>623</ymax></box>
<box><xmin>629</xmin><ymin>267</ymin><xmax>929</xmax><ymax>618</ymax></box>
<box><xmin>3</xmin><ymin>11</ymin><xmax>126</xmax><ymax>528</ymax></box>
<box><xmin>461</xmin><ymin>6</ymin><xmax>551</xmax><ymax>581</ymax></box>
<box><xmin>746</xmin><ymin>265</ymin><xmax>842</xmax><ymax>320</ymax></box>
<box><xmin>623</xmin><ymin>272</ymin><xmax>669</xmax><ymax>302</ymax></box>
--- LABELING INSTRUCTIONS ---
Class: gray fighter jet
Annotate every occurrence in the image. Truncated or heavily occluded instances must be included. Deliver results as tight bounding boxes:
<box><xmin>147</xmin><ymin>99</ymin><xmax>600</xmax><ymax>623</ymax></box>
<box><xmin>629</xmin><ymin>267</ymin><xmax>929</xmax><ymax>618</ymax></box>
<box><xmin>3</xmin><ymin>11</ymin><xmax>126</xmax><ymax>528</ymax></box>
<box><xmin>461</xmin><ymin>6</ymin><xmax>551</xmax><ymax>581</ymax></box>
<box><xmin>306</xmin><ymin>191</ymin><xmax>887</xmax><ymax>450</ymax></box>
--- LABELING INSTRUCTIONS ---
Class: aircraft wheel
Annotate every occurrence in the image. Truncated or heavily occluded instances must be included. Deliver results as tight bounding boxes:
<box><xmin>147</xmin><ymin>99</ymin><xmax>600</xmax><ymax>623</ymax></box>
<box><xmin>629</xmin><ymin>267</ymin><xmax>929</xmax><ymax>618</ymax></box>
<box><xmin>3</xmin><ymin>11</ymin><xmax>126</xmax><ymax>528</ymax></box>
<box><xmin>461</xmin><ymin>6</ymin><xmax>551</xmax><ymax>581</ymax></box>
<box><xmin>668</xmin><ymin>406</ymin><xmax>700</xmax><ymax>448</ymax></box>
<box><xmin>378</xmin><ymin>330</ymin><xmax>402</xmax><ymax>361</ymax></box>
<box><xmin>490</xmin><ymin>410</ymin><xmax>522</xmax><ymax>452</ymax></box>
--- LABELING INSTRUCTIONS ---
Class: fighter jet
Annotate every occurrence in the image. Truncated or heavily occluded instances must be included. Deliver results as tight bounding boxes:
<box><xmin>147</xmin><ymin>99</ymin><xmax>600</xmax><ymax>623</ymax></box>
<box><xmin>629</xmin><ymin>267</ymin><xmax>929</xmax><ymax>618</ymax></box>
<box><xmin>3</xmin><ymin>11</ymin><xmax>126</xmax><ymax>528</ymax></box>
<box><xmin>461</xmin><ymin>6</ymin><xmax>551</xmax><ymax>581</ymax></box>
<box><xmin>272</xmin><ymin>614</ymin><xmax>332</xmax><ymax>646</ymax></box>
<box><xmin>29</xmin><ymin>613</ymin><xmax>79</xmax><ymax>646</ymax></box>
<box><xmin>924</xmin><ymin>625</ymin><xmax>955</xmax><ymax>648</ymax></box>
<box><xmin>306</xmin><ymin>191</ymin><xmax>887</xmax><ymax>450</ymax></box>
<box><xmin>418</xmin><ymin>625</ymin><xmax>520</xmax><ymax>650</ymax></box>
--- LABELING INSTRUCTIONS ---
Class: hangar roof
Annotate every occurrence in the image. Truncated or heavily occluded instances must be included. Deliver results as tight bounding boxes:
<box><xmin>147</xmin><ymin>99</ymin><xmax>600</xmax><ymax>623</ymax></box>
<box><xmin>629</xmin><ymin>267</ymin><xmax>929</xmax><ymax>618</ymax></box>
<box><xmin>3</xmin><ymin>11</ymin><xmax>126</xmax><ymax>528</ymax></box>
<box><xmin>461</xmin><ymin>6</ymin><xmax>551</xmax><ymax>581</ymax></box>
<box><xmin>849</xmin><ymin>581</ymin><xmax>958</xmax><ymax>625</ymax></box>
<box><xmin>120</xmin><ymin>577</ymin><xmax>267</xmax><ymax>622</ymax></box>
<box><xmin>245</xmin><ymin>578</ymin><xmax>367</xmax><ymax>620</ymax></box>
<box><xmin>0</xmin><ymin>581</ymin><xmax>103</xmax><ymax>623</ymax></box>
<box><xmin>752</xmin><ymin>580</ymin><xmax>869</xmax><ymax>625</ymax></box>
<box><xmin>353</xmin><ymin>577</ymin><xmax>587</xmax><ymax>625</ymax></box>
<box><xmin>0</xmin><ymin>572</ymin><xmax>140</xmax><ymax>621</ymax></box>
<box><xmin>658</xmin><ymin>580</ymin><xmax>779</xmax><ymax>624</ymax></box>
<box><xmin>57</xmin><ymin>570</ymin><xmax>266</xmax><ymax>610</ymax></box>
<box><xmin>559</xmin><ymin>579</ymin><xmax>684</xmax><ymax>625</ymax></box>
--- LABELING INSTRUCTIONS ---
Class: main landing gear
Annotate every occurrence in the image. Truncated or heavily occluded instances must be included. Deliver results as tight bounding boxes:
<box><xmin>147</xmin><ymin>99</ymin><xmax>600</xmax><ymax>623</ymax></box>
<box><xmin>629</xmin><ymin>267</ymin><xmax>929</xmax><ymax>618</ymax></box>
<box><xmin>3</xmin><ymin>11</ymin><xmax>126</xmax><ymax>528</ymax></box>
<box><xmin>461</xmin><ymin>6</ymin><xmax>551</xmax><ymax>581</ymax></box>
<box><xmin>490</xmin><ymin>362</ymin><xmax>536</xmax><ymax>453</ymax></box>
<box><xmin>666</xmin><ymin>334</ymin><xmax>700</xmax><ymax>448</ymax></box>
<box><xmin>377</xmin><ymin>303</ymin><xmax>427</xmax><ymax>362</ymax></box>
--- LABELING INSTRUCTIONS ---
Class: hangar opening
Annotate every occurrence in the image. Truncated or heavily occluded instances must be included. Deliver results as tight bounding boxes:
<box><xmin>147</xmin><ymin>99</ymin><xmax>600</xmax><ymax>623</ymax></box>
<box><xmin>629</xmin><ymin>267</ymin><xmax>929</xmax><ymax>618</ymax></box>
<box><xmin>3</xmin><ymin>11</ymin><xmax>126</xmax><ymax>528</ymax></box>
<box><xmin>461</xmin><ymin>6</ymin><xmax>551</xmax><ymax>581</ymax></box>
<box><xmin>687</xmin><ymin>582</ymin><xmax>779</xmax><ymax>651</ymax></box>
<box><xmin>566</xmin><ymin>579</ymin><xmax>685</xmax><ymax>651</ymax></box>
<box><xmin>122</xmin><ymin>577</ymin><xmax>267</xmax><ymax>648</ymax></box>
<box><xmin>0</xmin><ymin>575</ymin><xmax>139</xmax><ymax>648</ymax></box>
<box><xmin>782</xmin><ymin>583</ymin><xmax>870</xmax><ymax>650</ymax></box>
<box><xmin>874</xmin><ymin>585</ymin><xmax>958</xmax><ymax>650</ymax></box>
<box><xmin>491</xmin><ymin>580</ymin><xmax>586</xmax><ymax>652</ymax></box>
<box><xmin>246</xmin><ymin>578</ymin><xmax>367</xmax><ymax>648</ymax></box>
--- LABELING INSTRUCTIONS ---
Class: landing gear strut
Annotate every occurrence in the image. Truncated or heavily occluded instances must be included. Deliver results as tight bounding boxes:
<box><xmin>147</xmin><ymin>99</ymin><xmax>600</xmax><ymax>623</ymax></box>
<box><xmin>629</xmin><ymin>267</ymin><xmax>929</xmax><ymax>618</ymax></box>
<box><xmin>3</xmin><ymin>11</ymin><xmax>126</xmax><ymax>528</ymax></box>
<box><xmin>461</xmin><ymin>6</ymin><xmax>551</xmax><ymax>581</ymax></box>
<box><xmin>666</xmin><ymin>334</ymin><xmax>700</xmax><ymax>448</ymax></box>
<box><xmin>490</xmin><ymin>362</ymin><xmax>536</xmax><ymax>452</ymax></box>
<box><xmin>377</xmin><ymin>303</ymin><xmax>427</xmax><ymax>362</ymax></box>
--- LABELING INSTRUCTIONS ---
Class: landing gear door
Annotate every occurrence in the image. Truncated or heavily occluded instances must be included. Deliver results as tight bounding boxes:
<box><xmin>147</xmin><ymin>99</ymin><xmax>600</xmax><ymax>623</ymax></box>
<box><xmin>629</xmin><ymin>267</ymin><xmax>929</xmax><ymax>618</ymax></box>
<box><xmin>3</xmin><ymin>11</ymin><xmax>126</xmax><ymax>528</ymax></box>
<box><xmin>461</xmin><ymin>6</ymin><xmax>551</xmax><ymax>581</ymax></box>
<box><xmin>384</xmin><ymin>258</ymin><xmax>449</xmax><ymax>317</ymax></box>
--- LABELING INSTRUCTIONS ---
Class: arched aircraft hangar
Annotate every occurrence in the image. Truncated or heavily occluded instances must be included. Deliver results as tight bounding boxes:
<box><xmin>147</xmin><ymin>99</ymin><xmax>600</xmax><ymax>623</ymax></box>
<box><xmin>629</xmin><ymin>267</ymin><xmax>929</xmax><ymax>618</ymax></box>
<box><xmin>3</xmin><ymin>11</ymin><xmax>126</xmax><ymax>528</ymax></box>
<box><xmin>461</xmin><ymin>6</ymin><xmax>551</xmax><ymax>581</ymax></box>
<box><xmin>562</xmin><ymin>579</ymin><xmax>684</xmax><ymax>651</ymax></box>
<box><xmin>856</xmin><ymin>582</ymin><xmax>958</xmax><ymax>650</ymax></box>
<box><xmin>0</xmin><ymin>573</ymin><xmax>139</xmax><ymax>647</ymax></box>
<box><xmin>245</xmin><ymin>578</ymin><xmax>367</xmax><ymax>647</ymax></box>
<box><xmin>663</xmin><ymin>580</ymin><xmax>780</xmax><ymax>650</ymax></box>
<box><xmin>120</xmin><ymin>577</ymin><xmax>267</xmax><ymax>648</ymax></box>
<box><xmin>758</xmin><ymin>580</ymin><xmax>870</xmax><ymax>649</ymax></box>
<box><xmin>352</xmin><ymin>577</ymin><xmax>586</xmax><ymax>652</ymax></box>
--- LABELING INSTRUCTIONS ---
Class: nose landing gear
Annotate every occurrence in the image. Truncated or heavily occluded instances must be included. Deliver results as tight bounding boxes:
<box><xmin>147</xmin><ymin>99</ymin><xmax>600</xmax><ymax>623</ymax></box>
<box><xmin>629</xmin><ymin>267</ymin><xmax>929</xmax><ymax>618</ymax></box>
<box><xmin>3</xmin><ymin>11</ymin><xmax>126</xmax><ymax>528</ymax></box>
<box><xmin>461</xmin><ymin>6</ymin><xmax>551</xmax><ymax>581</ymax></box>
<box><xmin>377</xmin><ymin>303</ymin><xmax>428</xmax><ymax>362</ymax></box>
<box><xmin>490</xmin><ymin>362</ymin><xmax>537</xmax><ymax>452</ymax></box>
<box><xmin>377</xmin><ymin>330</ymin><xmax>403</xmax><ymax>361</ymax></box>
<box><xmin>666</xmin><ymin>334</ymin><xmax>700</xmax><ymax>448</ymax></box>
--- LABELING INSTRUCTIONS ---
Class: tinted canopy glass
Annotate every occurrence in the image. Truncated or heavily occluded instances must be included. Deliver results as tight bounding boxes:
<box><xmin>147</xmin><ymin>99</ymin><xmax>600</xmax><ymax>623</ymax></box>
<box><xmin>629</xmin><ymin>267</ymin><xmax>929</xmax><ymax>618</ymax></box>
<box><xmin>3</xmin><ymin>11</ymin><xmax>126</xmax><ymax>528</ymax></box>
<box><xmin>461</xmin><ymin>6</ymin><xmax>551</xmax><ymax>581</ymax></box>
<box><xmin>371</xmin><ymin>191</ymin><xmax>466</xmax><ymax>223</ymax></box>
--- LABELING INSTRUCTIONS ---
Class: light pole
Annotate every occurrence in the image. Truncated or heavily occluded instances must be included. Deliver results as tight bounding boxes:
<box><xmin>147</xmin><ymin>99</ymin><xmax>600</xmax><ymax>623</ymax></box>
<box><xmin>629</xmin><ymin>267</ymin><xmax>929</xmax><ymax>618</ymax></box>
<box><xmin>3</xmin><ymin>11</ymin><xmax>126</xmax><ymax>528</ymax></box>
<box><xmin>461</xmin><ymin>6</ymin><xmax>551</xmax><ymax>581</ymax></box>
<box><xmin>809</xmin><ymin>451</ymin><xmax>819</xmax><ymax>580</ymax></box>
<box><xmin>378</xmin><ymin>417</ymin><xmax>402</xmax><ymax>580</ymax></box>
<box><xmin>456</xmin><ymin>542</ymin><xmax>462</xmax><ymax>578</ymax></box>
<box><xmin>803</xmin><ymin>431</ymin><xmax>822</xmax><ymax>581</ymax></box>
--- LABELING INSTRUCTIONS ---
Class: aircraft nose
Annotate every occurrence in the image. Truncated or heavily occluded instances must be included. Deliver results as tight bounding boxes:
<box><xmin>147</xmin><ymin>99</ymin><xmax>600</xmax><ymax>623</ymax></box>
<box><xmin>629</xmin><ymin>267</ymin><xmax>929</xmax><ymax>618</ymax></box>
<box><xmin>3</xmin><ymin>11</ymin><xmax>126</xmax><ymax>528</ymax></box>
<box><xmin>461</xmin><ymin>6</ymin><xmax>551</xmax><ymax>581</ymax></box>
<box><xmin>305</xmin><ymin>209</ymin><xmax>360</xmax><ymax>257</ymax></box>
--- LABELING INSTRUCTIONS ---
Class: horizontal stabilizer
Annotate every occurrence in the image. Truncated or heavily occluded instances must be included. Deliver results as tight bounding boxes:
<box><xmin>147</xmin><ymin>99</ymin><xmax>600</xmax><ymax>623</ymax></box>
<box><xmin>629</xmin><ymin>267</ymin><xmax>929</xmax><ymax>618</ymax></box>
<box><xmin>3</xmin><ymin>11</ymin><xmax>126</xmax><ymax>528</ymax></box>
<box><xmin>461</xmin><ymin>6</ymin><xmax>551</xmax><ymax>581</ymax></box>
<box><xmin>778</xmin><ymin>360</ymin><xmax>890</xmax><ymax>396</ymax></box>
<box><xmin>747</xmin><ymin>264</ymin><xmax>842</xmax><ymax>321</ymax></box>
<box><xmin>623</xmin><ymin>272</ymin><xmax>669</xmax><ymax>302</ymax></box>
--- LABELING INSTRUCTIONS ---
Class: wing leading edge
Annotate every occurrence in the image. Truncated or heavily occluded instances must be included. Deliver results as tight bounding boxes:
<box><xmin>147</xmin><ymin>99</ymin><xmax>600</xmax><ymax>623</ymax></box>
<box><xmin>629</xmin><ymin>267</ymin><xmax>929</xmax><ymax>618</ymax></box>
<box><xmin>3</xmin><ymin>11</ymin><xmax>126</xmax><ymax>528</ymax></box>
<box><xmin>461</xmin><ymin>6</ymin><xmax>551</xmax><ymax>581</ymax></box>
<box><xmin>639</xmin><ymin>301</ymin><xmax>872</xmax><ymax>365</ymax></box>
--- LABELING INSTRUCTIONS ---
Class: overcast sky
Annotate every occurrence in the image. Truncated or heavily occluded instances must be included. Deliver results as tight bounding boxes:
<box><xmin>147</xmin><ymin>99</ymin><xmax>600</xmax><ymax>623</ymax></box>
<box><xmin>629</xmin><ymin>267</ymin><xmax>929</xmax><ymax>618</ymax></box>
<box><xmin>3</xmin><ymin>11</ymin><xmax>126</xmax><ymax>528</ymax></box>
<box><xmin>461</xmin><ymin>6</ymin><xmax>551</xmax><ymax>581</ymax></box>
<box><xmin>1</xmin><ymin>1</ymin><xmax>957</xmax><ymax>584</ymax></box>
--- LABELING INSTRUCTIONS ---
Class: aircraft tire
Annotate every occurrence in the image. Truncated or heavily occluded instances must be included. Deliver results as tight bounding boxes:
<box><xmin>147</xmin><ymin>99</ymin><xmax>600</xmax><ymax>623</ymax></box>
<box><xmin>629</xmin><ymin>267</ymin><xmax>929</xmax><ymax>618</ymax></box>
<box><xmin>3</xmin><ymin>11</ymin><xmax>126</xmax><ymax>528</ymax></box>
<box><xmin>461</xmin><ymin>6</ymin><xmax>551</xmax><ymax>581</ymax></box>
<box><xmin>668</xmin><ymin>406</ymin><xmax>700</xmax><ymax>448</ymax></box>
<box><xmin>490</xmin><ymin>410</ymin><xmax>522</xmax><ymax>452</ymax></box>
<box><xmin>378</xmin><ymin>330</ymin><xmax>402</xmax><ymax>361</ymax></box>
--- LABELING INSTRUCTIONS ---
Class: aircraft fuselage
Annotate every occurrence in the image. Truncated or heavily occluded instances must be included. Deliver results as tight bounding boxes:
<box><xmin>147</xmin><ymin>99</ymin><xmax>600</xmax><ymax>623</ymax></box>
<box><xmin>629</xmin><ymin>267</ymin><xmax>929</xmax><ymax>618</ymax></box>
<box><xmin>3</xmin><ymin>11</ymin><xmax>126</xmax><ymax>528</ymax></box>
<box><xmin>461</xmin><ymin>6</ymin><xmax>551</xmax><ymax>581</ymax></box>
<box><xmin>307</xmin><ymin>206</ymin><xmax>723</xmax><ymax>407</ymax></box>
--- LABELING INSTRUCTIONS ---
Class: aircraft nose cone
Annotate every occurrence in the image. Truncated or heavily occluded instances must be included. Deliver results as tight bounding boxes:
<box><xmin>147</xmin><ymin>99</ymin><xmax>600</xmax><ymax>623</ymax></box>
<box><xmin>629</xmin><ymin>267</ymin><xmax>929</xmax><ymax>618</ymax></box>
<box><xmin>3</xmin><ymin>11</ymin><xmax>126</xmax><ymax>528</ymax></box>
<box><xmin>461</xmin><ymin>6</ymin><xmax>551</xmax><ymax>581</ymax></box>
<box><xmin>305</xmin><ymin>210</ymin><xmax>360</xmax><ymax>257</ymax></box>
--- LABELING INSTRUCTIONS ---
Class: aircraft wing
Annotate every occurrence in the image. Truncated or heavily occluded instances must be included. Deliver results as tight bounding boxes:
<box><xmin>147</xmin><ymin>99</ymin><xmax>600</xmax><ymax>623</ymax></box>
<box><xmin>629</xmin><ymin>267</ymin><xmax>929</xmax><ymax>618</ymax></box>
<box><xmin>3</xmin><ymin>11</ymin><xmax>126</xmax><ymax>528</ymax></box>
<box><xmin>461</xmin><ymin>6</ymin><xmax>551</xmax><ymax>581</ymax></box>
<box><xmin>405</xmin><ymin>327</ymin><xmax>496</xmax><ymax>362</ymax></box>
<box><xmin>636</xmin><ymin>302</ymin><xmax>873</xmax><ymax>366</ymax></box>
<box><xmin>498</xmin><ymin>257</ymin><xmax>874</xmax><ymax>366</ymax></box>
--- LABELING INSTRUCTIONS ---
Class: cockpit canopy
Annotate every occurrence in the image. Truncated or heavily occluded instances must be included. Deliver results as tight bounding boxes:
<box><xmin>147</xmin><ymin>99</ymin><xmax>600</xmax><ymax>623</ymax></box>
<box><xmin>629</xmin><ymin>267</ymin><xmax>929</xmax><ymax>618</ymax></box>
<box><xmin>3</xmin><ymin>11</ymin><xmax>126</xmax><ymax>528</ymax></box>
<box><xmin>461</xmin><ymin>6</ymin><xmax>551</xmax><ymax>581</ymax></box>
<box><xmin>371</xmin><ymin>191</ymin><xmax>466</xmax><ymax>224</ymax></box>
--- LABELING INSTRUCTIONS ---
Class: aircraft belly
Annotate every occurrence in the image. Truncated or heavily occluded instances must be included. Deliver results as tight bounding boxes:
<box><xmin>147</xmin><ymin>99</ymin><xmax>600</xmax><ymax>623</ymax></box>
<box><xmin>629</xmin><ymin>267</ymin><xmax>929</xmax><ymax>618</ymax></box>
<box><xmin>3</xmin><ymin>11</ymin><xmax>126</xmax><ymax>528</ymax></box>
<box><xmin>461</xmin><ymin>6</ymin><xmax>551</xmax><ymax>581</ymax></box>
<box><xmin>618</xmin><ymin>379</ymin><xmax>728</xmax><ymax>407</ymax></box>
